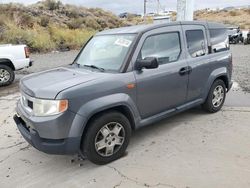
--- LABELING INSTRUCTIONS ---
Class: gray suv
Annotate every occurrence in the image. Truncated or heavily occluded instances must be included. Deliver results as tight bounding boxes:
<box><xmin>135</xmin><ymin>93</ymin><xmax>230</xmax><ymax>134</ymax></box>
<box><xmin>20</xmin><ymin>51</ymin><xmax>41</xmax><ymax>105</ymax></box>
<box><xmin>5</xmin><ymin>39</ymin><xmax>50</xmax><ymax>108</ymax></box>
<box><xmin>14</xmin><ymin>21</ymin><xmax>233</xmax><ymax>164</ymax></box>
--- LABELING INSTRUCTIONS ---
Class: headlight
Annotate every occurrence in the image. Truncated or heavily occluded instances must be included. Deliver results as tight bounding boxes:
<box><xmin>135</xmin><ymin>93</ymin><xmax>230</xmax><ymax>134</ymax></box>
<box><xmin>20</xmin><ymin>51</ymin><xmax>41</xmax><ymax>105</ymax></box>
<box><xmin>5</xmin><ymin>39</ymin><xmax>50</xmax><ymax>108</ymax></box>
<box><xmin>33</xmin><ymin>99</ymin><xmax>68</xmax><ymax>117</ymax></box>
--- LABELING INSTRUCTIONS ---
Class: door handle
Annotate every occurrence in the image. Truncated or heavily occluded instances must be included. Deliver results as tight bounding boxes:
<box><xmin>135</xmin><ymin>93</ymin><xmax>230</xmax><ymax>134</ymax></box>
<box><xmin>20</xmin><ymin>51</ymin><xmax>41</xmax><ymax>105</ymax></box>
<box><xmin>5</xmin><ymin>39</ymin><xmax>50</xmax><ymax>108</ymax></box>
<box><xmin>179</xmin><ymin>67</ymin><xmax>187</xmax><ymax>75</ymax></box>
<box><xmin>179</xmin><ymin>66</ymin><xmax>192</xmax><ymax>76</ymax></box>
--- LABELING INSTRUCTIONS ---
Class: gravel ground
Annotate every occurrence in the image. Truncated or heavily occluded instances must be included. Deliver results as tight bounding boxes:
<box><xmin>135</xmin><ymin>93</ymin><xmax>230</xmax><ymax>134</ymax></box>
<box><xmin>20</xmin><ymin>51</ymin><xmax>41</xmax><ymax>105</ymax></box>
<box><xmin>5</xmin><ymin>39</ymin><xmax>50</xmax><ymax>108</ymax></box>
<box><xmin>0</xmin><ymin>44</ymin><xmax>249</xmax><ymax>97</ymax></box>
<box><xmin>1</xmin><ymin>94</ymin><xmax>250</xmax><ymax>188</ymax></box>
<box><xmin>231</xmin><ymin>45</ymin><xmax>250</xmax><ymax>92</ymax></box>
<box><xmin>0</xmin><ymin>50</ymin><xmax>79</xmax><ymax>97</ymax></box>
<box><xmin>18</xmin><ymin>50</ymin><xmax>79</xmax><ymax>74</ymax></box>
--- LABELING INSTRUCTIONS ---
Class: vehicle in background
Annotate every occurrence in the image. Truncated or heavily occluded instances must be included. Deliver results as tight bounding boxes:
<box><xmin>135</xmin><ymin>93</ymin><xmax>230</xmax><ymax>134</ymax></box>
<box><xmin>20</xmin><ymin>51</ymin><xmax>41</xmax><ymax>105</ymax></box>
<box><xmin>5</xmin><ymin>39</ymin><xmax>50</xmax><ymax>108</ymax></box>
<box><xmin>0</xmin><ymin>44</ymin><xmax>32</xmax><ymax>86</ymax></box>
<box><xmin>243</xmin><ymin>30</ymin><xmax>250</xmax><ymax>45</ymax></box>
<box><xmin>14</xmin><ymin>21</ymin><xmax>232</xmax><ymax>165</ymax></box>
<box><xmin>227</xmin><ymin>26</ymin><xmax>244</xmax><ymax>44</ymax></box>
<box><xmin>153</xmin><ymin>15</ymin><xmax>171</xmax><ymax>24</ymax></box>
<box><xmin>119</xmin><ymin>12</ymin><xmax>141</xmax><ymax>19</ymax></box>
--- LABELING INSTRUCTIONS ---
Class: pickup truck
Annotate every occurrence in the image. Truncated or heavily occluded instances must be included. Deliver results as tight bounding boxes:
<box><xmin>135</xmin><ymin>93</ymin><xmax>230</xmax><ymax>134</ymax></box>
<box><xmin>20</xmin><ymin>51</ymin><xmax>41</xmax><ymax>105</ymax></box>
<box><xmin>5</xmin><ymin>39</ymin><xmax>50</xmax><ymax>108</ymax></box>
<box><xmin>14</xmin><ymin>21</ymin><xmax>233</xmax><ymax>165</ymax></box>
<box><xmin>0</xmin><ymin>44</ymin><xmax>32</xmax><ymax>86</ymax></box>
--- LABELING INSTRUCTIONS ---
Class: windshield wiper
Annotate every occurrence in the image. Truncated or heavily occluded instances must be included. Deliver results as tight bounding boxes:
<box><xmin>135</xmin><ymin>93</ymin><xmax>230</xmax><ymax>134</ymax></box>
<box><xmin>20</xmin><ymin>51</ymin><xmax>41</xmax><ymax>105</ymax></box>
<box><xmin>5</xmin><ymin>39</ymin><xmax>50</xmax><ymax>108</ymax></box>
<box><xmin>74</xmin><ymin>62</ymin><xmax>81</xmax><ymax>67</ymax></box>
<box><xmin>83</xmin><ymin>64</ymin><xmax>105</xmax><ymax>72</ymax></box>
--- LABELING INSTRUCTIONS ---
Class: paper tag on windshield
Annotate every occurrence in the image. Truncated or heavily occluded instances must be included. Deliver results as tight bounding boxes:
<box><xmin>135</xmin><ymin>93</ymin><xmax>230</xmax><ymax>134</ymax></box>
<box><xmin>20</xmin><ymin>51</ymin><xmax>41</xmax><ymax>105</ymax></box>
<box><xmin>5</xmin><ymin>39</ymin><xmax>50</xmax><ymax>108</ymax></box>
<box><xmin>114</xmin><ymin>38</ymin><xmax>132</xmax><ymax>47</ymax></box>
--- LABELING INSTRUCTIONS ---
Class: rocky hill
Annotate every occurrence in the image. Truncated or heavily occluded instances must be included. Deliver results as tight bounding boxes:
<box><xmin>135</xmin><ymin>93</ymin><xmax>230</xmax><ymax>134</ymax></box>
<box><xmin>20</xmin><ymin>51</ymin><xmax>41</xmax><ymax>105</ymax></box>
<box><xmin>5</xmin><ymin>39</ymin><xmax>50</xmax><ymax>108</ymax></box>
<box><xmin>194</xmin><ymin>8</ymin><xmax>250</xmax><ymax>29</ymax></box>
<box><xmin>0</xmin><ymin>0</ymin><xmax>133</xmax><ymax>52</ymax></box>
<box><xmin>0</xmin><ymin>1</ymin><xmax>249</xmax><ymax>53</ymax></box>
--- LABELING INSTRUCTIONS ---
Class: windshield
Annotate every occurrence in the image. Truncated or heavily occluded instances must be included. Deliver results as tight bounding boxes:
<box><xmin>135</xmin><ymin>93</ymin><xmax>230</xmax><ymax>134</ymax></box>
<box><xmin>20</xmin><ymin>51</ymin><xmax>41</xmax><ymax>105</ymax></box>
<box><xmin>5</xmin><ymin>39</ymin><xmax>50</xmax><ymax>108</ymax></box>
<box><xmin>76</xmin><ymin>34</ymin><xmax>135</xmax><ymax>71</ymax></box>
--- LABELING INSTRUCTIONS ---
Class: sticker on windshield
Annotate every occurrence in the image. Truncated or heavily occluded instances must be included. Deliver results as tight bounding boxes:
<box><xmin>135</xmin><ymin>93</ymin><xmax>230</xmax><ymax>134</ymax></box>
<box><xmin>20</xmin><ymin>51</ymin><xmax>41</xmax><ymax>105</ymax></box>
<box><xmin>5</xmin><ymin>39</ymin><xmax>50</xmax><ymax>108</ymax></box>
<box><xmin>114</xmin><ymin>38</ymin><xmax>132</xmax><ymax>47</ymax></box>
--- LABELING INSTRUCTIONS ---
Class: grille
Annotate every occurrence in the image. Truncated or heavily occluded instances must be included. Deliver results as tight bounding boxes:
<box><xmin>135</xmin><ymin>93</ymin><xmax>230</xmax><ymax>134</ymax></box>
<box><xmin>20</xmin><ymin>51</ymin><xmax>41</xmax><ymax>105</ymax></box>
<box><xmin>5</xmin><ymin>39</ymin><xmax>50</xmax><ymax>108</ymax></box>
<box><xmin>21</xmin><ymin>93</ymin><xmax>34</xmax><ymax>113</ymax></box>
<box><xmin>27</xmin><ymin>100</ymin><xmax>33</xmax><ymax>109</ymax></box>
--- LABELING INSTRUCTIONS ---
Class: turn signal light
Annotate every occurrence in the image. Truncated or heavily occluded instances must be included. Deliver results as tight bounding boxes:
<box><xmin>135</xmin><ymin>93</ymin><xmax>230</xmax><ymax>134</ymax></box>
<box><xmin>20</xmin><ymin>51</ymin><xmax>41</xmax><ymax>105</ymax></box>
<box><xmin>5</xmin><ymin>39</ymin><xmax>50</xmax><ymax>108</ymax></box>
<box><xmin>59</xmin><ymin>100</ymin><xmax>68</xmax><ymax>113</ymax></box>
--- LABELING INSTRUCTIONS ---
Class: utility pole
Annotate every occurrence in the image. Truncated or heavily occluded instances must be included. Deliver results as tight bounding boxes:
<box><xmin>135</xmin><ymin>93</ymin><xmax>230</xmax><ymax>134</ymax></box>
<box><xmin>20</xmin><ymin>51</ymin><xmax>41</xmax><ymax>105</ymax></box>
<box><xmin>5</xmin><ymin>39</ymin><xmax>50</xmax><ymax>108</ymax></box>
<box><xmin>144</xmin><ymin>0</ymin><xmax>147</xmax><ymax>21</ymax></box>
<box><xmin>177</xmin><ymin>0</ymin><xmax>194</xmax><ymax>21</ymax></box>
<box><xmin>157</xmin><ymin>0</ymin><xmax>160</xmax><ymax>15</ymax></box>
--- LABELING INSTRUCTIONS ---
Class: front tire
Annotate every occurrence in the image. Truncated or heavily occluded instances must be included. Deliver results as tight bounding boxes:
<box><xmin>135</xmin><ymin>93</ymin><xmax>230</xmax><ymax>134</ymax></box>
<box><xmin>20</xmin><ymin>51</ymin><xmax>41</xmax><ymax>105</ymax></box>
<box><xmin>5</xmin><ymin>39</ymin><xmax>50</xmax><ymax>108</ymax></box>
<box><xmin>0</xmin><ymin>65</ymin><xmax>15</xmax><ymax>86</ymax></box>
<box><xmin>82</xmin><ymin>111</ymin><xmax>131</xmax><ymax>165</ymax></box>
<box><xmin>202</xmin><ymin>79</ymin><xmax>226</xmax><ymax>113</ymax></box>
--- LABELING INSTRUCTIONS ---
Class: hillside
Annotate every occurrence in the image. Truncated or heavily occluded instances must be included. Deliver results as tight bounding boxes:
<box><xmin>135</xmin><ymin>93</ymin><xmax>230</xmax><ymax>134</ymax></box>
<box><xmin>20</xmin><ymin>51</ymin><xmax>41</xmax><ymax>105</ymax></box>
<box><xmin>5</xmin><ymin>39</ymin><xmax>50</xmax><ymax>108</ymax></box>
<box><xmin>0</xmin><ymin>1</ymin><xmax>249</xmax><ymax>53</ymax></box>
<box><xmin>0</xmin><ymin>0</ymin><xmax>133</xmax><ymax>52</ymax></box>
<box><xmin>194</xmin><ymin>8</ymin><xmax>250</xmax><ymax>29</ymax></box>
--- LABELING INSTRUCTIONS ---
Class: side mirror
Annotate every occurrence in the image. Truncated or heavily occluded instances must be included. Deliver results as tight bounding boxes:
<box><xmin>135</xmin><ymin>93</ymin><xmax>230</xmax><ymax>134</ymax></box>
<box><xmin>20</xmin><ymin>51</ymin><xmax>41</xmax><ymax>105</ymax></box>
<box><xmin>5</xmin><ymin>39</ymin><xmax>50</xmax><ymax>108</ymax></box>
<box><xmin>136</xmin><ymin>57</ymin><xmax>159</xmax><ymax>70</ymax></box>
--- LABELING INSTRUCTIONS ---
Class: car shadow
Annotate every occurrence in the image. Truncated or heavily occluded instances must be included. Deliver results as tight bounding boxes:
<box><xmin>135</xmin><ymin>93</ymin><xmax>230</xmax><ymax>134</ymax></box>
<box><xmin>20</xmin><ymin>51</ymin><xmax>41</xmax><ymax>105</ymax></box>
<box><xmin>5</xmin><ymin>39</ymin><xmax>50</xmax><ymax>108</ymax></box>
<box><xmin>129</xmin><ymin>106</ymin><xmax>209</xmax><ymax>147</ymax></box>
<box><xmin>15</xmin><ymin>106</ymin><xmax>212</xmax><ymax>170</ymax></box>
<box><xmin>81</xmin><ymin>106</ymin><xmax>210</xmax><ymax>167</ymax></box>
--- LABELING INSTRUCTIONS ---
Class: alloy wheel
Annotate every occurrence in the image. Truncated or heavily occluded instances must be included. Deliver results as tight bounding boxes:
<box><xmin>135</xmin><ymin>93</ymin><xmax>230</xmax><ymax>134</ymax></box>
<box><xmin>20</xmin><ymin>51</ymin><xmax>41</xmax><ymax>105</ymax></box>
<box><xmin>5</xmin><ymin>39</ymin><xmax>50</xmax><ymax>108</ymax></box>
<box><xmin>95</xmin><ymin>122</ymin><xmax>125</xmax><ymax>157</ymax></box>
<box><xmin>212</xmin><ymin>85</ymin><xmax>224</xmax><ymax>108</ymax></box>
<box><xmin>0</xmin><ymin>68</ymin><xmax>11</xmax><ymax>84</ymax></box>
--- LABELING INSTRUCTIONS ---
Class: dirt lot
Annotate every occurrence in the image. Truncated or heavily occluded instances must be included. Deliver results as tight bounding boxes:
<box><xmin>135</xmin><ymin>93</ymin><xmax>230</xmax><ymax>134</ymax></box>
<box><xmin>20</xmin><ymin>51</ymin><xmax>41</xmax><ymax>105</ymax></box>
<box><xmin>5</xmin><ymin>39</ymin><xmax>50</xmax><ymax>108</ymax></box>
<box><xmin>0</xmin><ymin>45</ymin><xmax>250</xmax><ymax>188</ymax></box>
<box><xmin>231</xmin><ymin>45</ymin><xmax>250</xmax><ymax>92</ymax></box>
<box><xmin>0</xmin><ymin>50</ymin><xmax>78</xmax><ymax>97</ymax></box>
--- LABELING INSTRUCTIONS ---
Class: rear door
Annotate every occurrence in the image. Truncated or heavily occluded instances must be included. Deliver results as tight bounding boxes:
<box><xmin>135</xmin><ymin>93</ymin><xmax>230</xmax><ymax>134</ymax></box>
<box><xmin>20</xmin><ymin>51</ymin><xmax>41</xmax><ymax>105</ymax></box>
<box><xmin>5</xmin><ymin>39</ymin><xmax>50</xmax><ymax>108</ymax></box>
<box><xmin>133</xmin><ymin>26</ymin><xmax>189</xmax><ymax>119</ymax></box>
<box><xmin>182</xmin><ymin>25</ymin><xmax>211</xmax><ymax>102</ymax></box>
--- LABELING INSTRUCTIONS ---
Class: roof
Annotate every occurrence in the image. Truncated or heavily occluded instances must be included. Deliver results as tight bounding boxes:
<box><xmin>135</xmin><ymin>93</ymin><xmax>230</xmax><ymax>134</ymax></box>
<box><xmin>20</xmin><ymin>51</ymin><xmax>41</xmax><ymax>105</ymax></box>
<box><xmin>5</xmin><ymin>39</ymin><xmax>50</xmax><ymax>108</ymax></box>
<box><xmin>96</xmin><ymin>21</ymin><xmax>226</xmax><ymax>35</ymax></box>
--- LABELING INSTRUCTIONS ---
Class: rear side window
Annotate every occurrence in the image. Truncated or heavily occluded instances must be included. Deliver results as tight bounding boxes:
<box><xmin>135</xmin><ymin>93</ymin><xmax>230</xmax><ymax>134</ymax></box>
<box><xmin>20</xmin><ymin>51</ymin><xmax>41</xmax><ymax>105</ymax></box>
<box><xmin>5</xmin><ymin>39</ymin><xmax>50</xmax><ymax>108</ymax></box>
<box><xmin>186</xmin><ymin>30</ymin><xmax>206</xmax><ymax>58</ymax></box>
<box><xmin>209</xmin><ymin>29</ymin><xmax>229</xmax><ymax>53</ymax></box>
<box><xmin>139</xmin><ymin>32</ymin><xmax>181</xmax><ymax>65</ymax></box>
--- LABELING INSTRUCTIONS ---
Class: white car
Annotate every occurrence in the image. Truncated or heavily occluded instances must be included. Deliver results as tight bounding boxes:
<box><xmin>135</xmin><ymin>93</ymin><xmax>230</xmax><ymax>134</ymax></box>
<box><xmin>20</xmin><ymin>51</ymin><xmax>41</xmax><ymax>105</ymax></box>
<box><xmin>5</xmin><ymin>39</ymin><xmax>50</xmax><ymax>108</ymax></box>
<box><xmin>0</xmin><ymin>44</ymin><xmax>32</xmax><ymax>86</ymax></box>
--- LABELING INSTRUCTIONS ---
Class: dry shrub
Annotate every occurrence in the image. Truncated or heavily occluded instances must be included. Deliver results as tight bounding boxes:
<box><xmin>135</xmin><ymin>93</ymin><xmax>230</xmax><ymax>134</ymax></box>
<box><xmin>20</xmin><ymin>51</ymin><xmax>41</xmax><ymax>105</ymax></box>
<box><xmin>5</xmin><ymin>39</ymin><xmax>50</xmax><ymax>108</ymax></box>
<box><xmin>49</xmin><ymin>24</ymin><xmax>95</xmax><ymax>50</ymax></box>
<box><xmin>40</xmin><ymin>16</ymin><xmax>50</xmax><ymax>27</ymax></box>
<box><xmin>229</xmin><ymin>11</ymin><xmax>238</xmax><ymax>16</ymax></box>
<box><xmin>0</xmin><ymin>2</ymin><xmax>129</xmax><ymax>52</ymax></box>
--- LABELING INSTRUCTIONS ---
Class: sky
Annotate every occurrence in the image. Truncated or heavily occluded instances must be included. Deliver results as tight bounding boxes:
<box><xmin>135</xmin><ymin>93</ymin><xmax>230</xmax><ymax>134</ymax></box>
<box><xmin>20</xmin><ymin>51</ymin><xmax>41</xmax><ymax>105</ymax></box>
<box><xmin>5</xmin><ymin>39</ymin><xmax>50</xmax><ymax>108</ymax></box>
<box><xmin>1</xmin><ymin>0</ymin><xmax>250</xmax><ymax>14</ymax></box>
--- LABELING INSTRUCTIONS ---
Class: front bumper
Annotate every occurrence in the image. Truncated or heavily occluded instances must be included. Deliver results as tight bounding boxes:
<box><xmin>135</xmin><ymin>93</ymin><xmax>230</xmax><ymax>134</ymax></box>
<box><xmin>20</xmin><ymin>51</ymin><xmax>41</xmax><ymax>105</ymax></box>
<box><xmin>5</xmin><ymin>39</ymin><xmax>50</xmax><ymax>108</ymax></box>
<box><xmin>13</xmin><ymin>100</ymin><xmax>86</xmax><ymax>155</ymax></box>
<box><xmin>13</xmin><ymin>114</ymin><xmax>81</xmax><ymax>155</ymax></box>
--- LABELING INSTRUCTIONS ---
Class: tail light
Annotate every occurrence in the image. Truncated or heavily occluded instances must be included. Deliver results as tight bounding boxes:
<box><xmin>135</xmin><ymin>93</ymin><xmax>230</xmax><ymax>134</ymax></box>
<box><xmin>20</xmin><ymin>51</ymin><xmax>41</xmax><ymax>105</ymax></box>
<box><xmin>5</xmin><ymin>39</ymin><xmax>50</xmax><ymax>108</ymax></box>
<box><xmin>24</xmin><ymin>47</ymin><xmax>30</xmax><ymax>58</ymax></box>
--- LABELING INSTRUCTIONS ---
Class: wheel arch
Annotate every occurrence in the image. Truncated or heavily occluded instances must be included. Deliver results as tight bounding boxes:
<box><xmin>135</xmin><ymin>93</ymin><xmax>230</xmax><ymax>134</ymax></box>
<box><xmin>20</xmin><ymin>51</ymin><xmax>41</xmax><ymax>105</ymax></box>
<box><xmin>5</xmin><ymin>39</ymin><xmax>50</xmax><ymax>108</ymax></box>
<box><xmin>83</xmin><ymin>104</ymin><xmax>135</xmax><ymax>133</ymax></box>
<box><xmin>203</xmin><ymin>67</ymin><xmax>230</xmax><ymax>101</ymax></box>
<box><xmin>80</xmin><ymin>104</ymin><xmax>136</xmax><ymax>149</ymax></box>
<box><xmin>0</xmin><ymin>58</ymin><xmax>15</xmax><ymax>70</ymax></box>
<box><xmin>216</xmin><ymin>75</ymin><xmax>229</xmax><ymax>90</ymax></box>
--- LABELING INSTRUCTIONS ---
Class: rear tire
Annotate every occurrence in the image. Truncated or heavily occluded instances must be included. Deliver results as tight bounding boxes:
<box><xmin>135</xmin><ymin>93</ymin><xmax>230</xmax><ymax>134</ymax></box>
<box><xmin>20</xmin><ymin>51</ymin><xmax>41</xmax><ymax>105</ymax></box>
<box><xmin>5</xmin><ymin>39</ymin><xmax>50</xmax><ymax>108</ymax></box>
<box><xmin>244</xmin><ymin>39</ymin><xmax>248</xmax><ymax>45</ymax></box>
<box><xmin>82</xmin><ymin>111</ymin><xmax>131</xmax><ymax>165</ymax></box>
<box><xmin>0</xmin><ymin>65</ymin><xmax>15</xmax><ymax>86</ymax></box>
<box><xmin>202</xmin><ymin>79</ymin><xmax>226</xmax><ymax>113</ymax></box>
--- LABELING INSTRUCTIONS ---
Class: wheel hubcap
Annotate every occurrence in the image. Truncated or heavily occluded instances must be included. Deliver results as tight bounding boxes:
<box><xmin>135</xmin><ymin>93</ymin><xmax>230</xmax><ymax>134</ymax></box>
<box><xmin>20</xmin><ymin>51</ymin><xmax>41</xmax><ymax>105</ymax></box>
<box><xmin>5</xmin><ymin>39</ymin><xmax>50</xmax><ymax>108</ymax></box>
<box><xmin>95</xmin><ymin>122</ymin><xmax>125</xmax><ymax>157</ymax></box>
<box><xmin>212</xmin><ymin>85</ymin><xmax>224</xmax><ymax>108</ymax></box>
<box><xmin>0</xmin><ymin>68</ymin><xmax>11</xmax><ymax>84</ymax></box>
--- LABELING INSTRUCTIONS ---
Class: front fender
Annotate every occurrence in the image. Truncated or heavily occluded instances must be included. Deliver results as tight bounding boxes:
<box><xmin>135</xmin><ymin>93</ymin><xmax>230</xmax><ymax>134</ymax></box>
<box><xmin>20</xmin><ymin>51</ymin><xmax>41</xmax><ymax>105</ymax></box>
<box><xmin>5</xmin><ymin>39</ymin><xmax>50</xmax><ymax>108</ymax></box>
<box><xmin>72</xmin><ymin>93</ymin><xmax>140</xmax><ymax>134</ymax></box>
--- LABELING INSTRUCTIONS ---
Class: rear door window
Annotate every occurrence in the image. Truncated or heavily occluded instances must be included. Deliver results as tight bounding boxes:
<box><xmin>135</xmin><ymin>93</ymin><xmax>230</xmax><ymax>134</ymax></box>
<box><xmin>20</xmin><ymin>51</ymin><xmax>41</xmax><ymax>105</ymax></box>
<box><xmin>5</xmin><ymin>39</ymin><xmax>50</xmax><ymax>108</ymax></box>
<box><xmin>186</xmin><ymin>30</ymin><xmax>206</xmax><ymax>58</ymax></box>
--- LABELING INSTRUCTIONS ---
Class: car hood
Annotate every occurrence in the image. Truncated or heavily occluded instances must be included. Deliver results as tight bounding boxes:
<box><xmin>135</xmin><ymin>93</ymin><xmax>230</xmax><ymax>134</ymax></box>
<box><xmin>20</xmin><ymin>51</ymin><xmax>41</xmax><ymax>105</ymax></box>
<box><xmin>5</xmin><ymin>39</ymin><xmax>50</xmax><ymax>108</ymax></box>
<box><xmin>20</xmin><ymin>66</ymin><xmax>102</xmax><ymax>99</ymax></box>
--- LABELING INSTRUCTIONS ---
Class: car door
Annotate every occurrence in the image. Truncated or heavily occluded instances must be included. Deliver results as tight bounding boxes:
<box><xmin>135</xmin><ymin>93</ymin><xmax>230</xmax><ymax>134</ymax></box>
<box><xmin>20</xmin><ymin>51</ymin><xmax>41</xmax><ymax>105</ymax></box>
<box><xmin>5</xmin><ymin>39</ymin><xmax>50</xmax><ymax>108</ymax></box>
<box><xmin>182</xmin><ymin>25</ymin><xmax>211</xmax><ymax>102</ymax></box>
<box><xmin>132</xmin><ymin>26</ymin><xmax>189</xmax><ymax>119</ymax></box>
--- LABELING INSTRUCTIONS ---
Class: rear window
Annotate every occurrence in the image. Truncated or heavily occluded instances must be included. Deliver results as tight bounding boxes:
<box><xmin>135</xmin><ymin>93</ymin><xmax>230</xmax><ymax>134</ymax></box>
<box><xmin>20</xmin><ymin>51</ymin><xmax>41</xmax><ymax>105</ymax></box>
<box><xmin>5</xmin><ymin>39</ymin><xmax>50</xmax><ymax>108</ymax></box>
<box><xmin>209</xmin><ymin>29</ymin><xmax>229</xmax><ymax>53</ymax></box>
<box><xmin>186</xmin><ymin>30</ymin><xmax>206</xmax><ymax>58</ymax></box>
